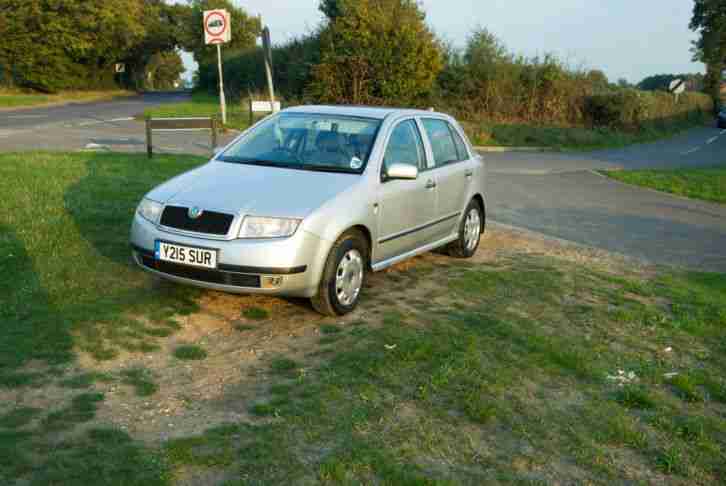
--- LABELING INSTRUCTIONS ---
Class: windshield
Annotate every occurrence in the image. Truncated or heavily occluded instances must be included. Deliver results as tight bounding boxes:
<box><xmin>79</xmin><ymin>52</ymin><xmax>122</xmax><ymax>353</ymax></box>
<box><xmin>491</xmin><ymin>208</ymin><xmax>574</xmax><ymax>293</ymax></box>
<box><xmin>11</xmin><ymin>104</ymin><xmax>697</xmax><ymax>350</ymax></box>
<box><xmin>219</xmin><ymin>113</ymin><xmax>381</xmax><ymax>174</ymax></box>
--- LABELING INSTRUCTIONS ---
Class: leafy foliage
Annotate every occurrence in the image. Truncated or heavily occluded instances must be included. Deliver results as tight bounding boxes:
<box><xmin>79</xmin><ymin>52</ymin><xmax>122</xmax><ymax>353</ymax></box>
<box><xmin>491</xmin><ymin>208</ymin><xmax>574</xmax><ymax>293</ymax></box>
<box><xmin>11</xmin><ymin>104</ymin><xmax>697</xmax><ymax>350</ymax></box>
<box><xmin>690</xmin><ymin>0</ymin><xmax>726</xmax><ymax>106</ymax></box>
<box><xmin>308</xmin><ymin>0</ymin><xmax>443</xmax><ymax>105</ymax></box>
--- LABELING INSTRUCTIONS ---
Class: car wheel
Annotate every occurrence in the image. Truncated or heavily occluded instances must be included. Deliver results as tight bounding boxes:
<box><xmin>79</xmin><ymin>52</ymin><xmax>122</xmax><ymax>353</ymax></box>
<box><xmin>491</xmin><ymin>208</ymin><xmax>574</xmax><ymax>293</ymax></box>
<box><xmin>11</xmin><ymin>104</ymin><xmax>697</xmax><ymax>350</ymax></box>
<box><xmin>447</xmin><ymin>199</ymin><xmax>484</xmax><ymax>258</ymax></box>
<box><xmin>311</xmin><ymin>230</ymin><xmax>368</xmax><ymax>316</ymax></box>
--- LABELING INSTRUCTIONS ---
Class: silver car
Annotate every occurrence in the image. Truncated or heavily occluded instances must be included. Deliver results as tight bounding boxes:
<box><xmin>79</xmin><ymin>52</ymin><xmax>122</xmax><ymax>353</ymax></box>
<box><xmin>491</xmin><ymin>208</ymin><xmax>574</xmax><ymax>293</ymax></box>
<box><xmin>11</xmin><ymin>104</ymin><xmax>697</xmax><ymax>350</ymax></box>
<box><xmin>131</xmin><ymin>106</ymin><xmax>487</xmax><ymax>315</ymax></box>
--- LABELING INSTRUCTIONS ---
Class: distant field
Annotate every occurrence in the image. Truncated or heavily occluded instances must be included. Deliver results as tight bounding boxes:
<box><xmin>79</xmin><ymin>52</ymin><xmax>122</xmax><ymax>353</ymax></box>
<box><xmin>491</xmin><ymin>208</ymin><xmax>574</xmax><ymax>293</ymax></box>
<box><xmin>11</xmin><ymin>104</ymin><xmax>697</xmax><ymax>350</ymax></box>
<box><xmin>602</xmin><ymin>167</ymin><xmax>726</xmax><ymax>204</ymax></box>
<box><xmin>0</xmin><ymin>90</ymin><xmax>133</xmax><ymax>109</ymax></box>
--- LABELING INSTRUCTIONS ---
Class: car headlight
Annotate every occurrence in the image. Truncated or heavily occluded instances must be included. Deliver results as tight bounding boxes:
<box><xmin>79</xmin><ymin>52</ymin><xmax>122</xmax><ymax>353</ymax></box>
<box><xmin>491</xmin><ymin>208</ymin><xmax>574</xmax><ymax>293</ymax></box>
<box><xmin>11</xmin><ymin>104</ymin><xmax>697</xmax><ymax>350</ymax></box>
<box><xmin>238</xmin><ymin>216</ymin><xmax>301</xmax><ymax>239</ymax></box>
<box><xmin>137</xmin><ymin>198</ymin><xmax>164</xmax><ymax>224</ymax></box>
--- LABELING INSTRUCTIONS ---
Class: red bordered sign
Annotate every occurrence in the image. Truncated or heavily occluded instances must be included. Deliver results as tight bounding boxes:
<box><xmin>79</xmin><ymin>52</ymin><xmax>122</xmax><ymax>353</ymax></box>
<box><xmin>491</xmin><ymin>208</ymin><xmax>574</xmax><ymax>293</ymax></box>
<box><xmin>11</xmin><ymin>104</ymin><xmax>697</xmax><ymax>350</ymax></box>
<box><xmin>204</xmin><ymin>9</ymin><xmax>231</xmax><ymax>45</ymax></box>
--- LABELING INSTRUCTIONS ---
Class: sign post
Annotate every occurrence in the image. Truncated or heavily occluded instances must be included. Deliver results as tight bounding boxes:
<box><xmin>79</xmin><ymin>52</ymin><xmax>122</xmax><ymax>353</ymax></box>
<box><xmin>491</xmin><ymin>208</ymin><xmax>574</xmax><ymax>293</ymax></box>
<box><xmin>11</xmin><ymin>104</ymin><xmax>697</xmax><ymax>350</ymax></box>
<box><xmin>204</xmin><ymin>9</ymin><xmax>231</xmax><ymax>125</ymax></box>
<box><xmin>261</xmin><ymin>25</ymin><xmax>278</xmax><ymax>113</ymax></box>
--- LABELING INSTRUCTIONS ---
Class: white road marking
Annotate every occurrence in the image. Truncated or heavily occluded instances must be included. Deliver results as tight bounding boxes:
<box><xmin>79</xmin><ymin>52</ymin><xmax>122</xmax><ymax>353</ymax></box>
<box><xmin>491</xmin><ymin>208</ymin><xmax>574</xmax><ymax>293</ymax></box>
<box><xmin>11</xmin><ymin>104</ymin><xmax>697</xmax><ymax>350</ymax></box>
<box><xmin>6</xmin><ymin>114</ymin><xmax>49</xmax><ymax>119</ymax></box>
<box><xmin>681</xmin><ymin>147</ymin><xmax>700</xmax><ymax>155</ymax></box>
<box><xmin>721</xmin><ymin>129</ymin><xmax>726</xmax><ymax>135</ymax></box>
<box><xmin>76</xmin><ymin>117</ymin><xmax>134</xmax><ymax>127</ymax></box>
<box><xmin>707</xmin><ymin>136</ymin><xmax>719</xmax><ymax>145</ymax></box>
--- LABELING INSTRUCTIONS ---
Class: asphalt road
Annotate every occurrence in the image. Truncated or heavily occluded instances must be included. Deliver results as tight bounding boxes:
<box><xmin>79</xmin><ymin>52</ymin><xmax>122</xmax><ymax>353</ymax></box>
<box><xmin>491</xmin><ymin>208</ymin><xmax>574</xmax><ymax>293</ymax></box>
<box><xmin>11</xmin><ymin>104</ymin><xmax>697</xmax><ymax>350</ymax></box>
<box><xmin>0</xmin><ymin>91</ymin><xmax>235</xmax><ymax>154</ymax></box>
<box><xmin>2</xmin><ymin>94</ymin><xmax>725</xmax><ymax>271</ymax></box>
<box><xmin>486</xmin><ymin>126</ymin><xmax>726</xmax><ymax>271</ymax></box>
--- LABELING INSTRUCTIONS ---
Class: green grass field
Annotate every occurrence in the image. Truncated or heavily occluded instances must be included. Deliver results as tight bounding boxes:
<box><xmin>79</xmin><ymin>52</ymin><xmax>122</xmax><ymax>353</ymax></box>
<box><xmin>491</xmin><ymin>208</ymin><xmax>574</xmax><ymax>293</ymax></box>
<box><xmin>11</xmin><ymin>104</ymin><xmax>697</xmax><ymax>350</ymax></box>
<box><xmin>0</xmin><ymin>90</ymin><xmax>133</xmax><ymax>109</ymax></box>
<box><xmin>1</xmin><ymin>152</ymin><xmax>725</xmax><ymax>484</ymax></box>
<box><xmin>143</xmin><ymin>92</ymin><xmax>255</xmax><ymax>131</ymax></box>
<box><xmin>602</xmin><ymin>167</ymin><xmax>726</xmax><ymax>204</ymax></box>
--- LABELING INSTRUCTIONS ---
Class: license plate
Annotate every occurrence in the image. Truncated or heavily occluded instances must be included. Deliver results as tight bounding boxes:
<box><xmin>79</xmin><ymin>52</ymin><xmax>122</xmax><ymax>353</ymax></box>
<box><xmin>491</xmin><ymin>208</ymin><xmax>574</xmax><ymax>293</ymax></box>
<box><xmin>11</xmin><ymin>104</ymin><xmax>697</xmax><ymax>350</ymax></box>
<box><xmin>155</xmin><ymin>241</ymin><xmax>217</xmax><ymax>269</ymax></box>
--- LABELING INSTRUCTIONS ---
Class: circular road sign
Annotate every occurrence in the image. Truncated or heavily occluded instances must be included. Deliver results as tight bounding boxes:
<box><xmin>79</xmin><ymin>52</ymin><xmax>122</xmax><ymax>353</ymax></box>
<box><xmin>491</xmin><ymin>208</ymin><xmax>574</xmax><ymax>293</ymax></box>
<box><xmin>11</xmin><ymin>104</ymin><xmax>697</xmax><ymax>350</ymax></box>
<box><xmin>205</xmin><ymin>11</ymin><xmax>227</xmax><ymax>38</ymax></box>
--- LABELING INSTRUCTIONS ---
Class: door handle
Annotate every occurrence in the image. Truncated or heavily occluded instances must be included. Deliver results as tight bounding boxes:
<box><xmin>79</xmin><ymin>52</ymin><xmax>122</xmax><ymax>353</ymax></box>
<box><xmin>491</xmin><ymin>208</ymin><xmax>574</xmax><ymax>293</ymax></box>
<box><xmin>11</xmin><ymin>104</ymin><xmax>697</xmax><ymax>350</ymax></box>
<box><xmin>465</xmin><ymin>170</ymin><xmax>474</xmax><ymax>178</ymax></box>
<box><xmin>425</xmin><ymin>179</ymin><xmax>437</xmax><ymax>189</ymax></box>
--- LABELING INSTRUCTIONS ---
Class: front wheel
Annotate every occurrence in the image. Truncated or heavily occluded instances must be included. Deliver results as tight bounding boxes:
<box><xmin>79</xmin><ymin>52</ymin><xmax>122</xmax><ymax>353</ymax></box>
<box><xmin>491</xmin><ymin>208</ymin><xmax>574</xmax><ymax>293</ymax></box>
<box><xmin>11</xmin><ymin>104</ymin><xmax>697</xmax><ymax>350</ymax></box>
<box><xmin>447</xmin><ymin>199</ymin><xmax>484</xmax><ymax>258</ymax></box>
<box><xmin>311</xmin><ymin>230</ymin><xmax>368</xmax><ymax>316</ymax></box>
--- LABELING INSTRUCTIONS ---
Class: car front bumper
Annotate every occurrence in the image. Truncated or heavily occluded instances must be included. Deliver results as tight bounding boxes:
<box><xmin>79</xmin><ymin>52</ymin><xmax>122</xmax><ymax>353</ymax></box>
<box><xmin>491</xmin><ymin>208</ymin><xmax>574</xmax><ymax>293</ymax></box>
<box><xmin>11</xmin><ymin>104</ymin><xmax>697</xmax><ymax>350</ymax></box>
<box><xmin>130</xmin><ymin>214</ymin><xmax>331</xmax><ymax>298</ymax></box>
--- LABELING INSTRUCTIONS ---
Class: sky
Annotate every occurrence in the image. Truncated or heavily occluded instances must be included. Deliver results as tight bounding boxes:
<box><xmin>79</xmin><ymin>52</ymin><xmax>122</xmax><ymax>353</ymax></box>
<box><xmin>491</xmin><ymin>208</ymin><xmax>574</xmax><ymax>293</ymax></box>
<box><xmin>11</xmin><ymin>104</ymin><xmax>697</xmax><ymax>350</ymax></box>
<box><xmin>180</xmin><ymin>0</ymin><xmax>704</xmax><ymax>84</ymax></box>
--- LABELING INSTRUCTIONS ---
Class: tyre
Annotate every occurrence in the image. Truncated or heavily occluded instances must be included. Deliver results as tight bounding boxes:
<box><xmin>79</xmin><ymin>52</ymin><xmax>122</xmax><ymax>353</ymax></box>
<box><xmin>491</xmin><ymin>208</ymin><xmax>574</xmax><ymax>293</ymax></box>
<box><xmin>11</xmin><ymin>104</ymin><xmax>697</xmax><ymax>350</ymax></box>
<box><xmin>311</xmin><ymin>229</ymin><xmax>368</xmax><ymax>316</ymax></box>
<box><xmin>447</xmin><ymin>199</ymin><xmax>484</xmax><ymax>258</ymax></box>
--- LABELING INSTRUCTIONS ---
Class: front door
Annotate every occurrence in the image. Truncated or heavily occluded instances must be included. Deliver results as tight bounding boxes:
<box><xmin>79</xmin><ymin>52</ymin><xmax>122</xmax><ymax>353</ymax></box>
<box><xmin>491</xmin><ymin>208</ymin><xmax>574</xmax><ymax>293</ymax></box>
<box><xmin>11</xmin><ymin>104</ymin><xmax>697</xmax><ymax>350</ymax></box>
<box><xmin>375</xmin><ymin>119</ymin><xmax>437</xmax><ymax>263</ymax></box>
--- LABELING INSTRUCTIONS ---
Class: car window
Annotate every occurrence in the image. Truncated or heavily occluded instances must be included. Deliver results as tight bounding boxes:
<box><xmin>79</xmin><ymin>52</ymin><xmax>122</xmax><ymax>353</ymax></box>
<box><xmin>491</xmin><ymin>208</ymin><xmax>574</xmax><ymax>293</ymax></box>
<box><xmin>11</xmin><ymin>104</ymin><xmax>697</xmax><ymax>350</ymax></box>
<box><xmin>382</xmin><ymin>120</ymin><xmax>426</xmax><ymax>175</ymax></box>
<box><xmin>422</xmin><ymin>119</ymin><xmax>460</xmax><ymax>167</ymax></box>
<box><xmin>450</xmin><ymin>126</ymin><xmax>470</xmax><ymax>161</ymax></box>
<box><xmin>219</xmin><ymin>113</ymin><xmax>381</xmax><ymax>174</ymax></box>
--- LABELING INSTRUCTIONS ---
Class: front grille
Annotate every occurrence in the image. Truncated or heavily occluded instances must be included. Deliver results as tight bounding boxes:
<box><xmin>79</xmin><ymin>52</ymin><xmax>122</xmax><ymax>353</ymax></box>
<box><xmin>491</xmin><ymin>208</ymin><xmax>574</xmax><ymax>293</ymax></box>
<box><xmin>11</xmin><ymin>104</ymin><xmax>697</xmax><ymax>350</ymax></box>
<box><xmin>160</xmin><ymin>206</ymin><xmax>234</xmax><ymax>236</ymax></box>
<box><xmin>139</xmin><ymin>254</ymin><xmax>261</xmax><ymax>288</ymax></box>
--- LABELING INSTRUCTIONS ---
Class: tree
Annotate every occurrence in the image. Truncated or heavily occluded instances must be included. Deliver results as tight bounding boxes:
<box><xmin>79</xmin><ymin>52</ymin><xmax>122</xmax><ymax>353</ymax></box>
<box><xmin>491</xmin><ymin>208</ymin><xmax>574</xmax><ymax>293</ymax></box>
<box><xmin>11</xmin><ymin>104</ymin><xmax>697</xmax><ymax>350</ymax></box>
<box><xmin>690</xmin><ymin>0</ymin><xmax>726</xmax><ymax>105</ymax></box>
<box><xmin>147</xmin><ymin>51</ymin><xmax>185</xmax><ymax>90</ymax></box>
<box><xmin>309</xmin><ymin>0</ymin><xmax>443</xmax><ymax>105</ymax></box>
<box><xmin>0</xmin><ymin>0</ymin><xmax>147</xmax><ymax>92</ymax></box>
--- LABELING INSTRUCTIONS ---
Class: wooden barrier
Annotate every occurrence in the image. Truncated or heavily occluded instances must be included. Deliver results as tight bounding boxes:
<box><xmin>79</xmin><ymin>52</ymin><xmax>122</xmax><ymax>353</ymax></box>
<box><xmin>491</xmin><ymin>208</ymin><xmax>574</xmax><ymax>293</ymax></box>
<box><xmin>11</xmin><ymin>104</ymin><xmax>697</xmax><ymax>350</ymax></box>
<box><xmin>145</xmin><ymin>116</ymin><xmax>219</xmax><ymax>158</ymax></box>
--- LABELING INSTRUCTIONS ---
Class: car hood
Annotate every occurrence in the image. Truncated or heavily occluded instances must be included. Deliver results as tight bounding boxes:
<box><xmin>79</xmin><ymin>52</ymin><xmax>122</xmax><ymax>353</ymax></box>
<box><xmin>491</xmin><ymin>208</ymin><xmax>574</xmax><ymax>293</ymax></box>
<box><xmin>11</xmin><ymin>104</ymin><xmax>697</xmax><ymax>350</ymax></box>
<box><xmin>146</xmin><ymin>161</ymin><xmax>361</xmax><ymax>219</ymax></box>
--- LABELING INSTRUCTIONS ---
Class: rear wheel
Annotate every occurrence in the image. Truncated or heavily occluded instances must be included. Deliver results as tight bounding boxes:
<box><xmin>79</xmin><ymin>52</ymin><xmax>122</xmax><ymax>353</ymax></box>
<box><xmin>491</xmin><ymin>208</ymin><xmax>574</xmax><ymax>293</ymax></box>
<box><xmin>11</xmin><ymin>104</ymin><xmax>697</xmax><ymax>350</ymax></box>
<box><xmin>447</xmin><ymin>199</ymin><xmax>484</xmax><ymax>258</ymax></box>
<box><xmin>311</xmin><ymin>230</ymin><xmax>368</xmax><ymax>316</ymax></box>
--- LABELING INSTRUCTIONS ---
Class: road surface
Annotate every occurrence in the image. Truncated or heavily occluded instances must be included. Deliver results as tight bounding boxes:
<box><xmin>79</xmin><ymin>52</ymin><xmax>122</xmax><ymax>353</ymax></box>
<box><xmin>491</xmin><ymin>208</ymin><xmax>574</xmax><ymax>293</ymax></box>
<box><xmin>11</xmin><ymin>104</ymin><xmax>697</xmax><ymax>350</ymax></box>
<box><xmin>0</xmin><ymin>91</ymin><xmax>235</xmax><ymax>154</ymax></box>
<box><xmin>1</xmin><ymin>95</ymin><xmax>724</xmax><ymax>271</ymax></box>
<box><xmin>486</xmin><ymin>126</ymin><xmax>726</xmax><ymax>271</ymax></box>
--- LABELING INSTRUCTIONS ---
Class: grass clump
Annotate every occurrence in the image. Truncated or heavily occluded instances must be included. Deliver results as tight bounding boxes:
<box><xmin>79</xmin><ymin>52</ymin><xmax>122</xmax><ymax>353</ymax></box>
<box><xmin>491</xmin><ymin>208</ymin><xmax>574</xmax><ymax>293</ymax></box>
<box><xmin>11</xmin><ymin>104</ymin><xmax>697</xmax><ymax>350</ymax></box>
<box><xmin>243</xmin><ymin>307</ymin><xmax>270</xmax><ymax>320</ymax></box>
<box><xmin>173</xmin><ymin>345</ymin><xmax>208</xmax><ymax>361</ymax></box>
<box><xmin>120</xmin><ymin>367</ymin><xmax>159</xmax><ymax>397</ymax></box>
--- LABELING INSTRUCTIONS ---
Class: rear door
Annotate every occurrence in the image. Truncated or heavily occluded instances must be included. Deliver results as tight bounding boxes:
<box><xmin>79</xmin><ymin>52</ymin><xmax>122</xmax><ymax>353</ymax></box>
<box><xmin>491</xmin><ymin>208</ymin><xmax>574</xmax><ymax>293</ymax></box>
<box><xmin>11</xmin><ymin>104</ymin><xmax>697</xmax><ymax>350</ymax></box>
<box><xmin>376</xmin><ymin>119</ymin><xmax>437</xmax><ymax>263</ymax></box>
<box><xmin>420</xmin><ymin>118</ymin><xmax>474</xmax><ymax>239</ymax></box>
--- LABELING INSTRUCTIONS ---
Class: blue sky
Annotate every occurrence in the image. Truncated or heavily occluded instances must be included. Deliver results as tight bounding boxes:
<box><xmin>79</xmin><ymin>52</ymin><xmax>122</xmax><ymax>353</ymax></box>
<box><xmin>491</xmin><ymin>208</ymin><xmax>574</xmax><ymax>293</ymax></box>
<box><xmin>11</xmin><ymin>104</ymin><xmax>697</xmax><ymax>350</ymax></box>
<box><xmin>181</xmin><ymin>0</ymin><xmax>703</xmax><ymax>84</ymax></box>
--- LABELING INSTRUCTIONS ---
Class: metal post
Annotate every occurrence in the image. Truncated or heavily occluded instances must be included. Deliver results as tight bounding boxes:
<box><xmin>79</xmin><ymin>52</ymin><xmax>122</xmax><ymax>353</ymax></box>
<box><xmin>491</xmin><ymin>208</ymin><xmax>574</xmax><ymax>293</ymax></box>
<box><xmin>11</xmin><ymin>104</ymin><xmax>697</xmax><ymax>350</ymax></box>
<box><xmin>262</xmin><ymin>26</ymin><xmax>277</xmax><ymax>113</ymax></box>
<box><xmin>217</xmin><ymin>43</ymin><xmax>227</xmax><ymax>125</ymax></box>
<box><xmin>146</xmin><ymin>117</ymin><xmax>153</xmax><ymax>159</ymax></box>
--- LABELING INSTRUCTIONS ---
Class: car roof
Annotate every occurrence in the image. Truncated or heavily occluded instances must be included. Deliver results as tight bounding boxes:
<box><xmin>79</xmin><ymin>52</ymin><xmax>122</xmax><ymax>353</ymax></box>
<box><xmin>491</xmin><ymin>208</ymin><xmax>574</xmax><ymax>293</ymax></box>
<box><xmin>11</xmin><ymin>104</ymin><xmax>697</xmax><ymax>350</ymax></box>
<box><xmin>282</xmin><ymin>105</ymin><xmax>449</xmax><ymax>121</ymax></box>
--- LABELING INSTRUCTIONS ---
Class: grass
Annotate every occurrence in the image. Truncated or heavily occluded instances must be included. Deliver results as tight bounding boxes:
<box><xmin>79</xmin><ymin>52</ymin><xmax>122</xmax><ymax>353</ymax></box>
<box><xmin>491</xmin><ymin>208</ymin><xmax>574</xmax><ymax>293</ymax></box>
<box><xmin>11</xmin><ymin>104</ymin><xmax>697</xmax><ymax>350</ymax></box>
<box><xmin>2</xmin><ymin>151</ymin><xmax>726</xmax><ymax>484</ymax></box>
<box><xmin>464</xmin><ymin>113</ymin><xmax>711</xmax><ymax>150</ymax></box>
<box><xmin>162</xmin><ymin>260</ymin><xmax>726</xmax><ymax>485</ymax></box>
<box><xmin>0</xmin><ymin>152</ymin><xmax>205</xmax><ymax>382</ymax></box>
<box><xmin>601</xmin><ymin>166</ymin><xmax>726</xmax><ymax>204</ymax></box>
<box><xmin>0</xmin><ymin>89</ymin><xmax>133</xmax><ymax>109</ymax></box>
<box><xmin>143</xmin><ymin>92</ymin><xmax>254</xmax><ymax>130</ymax></box>
<box><xmin>242</xmin><ymin>306</ymin><xmax>270</xmax><ymax>320</ymax></box>
<box><xmin>172</xmin><ymin>345</ymin><xmax>208</xmax><ymax>361</ymax></box>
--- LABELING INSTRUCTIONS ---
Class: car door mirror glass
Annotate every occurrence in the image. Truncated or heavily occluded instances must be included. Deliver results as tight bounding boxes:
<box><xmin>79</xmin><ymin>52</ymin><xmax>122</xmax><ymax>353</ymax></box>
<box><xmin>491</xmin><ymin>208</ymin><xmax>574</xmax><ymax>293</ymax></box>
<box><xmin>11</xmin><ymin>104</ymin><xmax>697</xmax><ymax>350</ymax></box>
<box><xmin>386</xmin><ymin>163</ymin><xmax>418</xmax><ymax>180</ymax></box>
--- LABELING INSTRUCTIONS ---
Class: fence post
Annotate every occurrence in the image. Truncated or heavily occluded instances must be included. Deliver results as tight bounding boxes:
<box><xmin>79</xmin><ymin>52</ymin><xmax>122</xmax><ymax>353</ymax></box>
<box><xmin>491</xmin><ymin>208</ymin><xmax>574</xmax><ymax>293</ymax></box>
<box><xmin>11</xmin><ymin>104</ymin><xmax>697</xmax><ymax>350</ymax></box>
<box><xmin>145</xmin><ymin>116</ymin><xmax>153</xmax><ymax>159</ymax></box>
<box><xmin>249</xmin><ymin>97</ymin><xmax>254</xmax><ymax>128</ymax></box>
<box><xmin>211</xmin><ymin>116</ymin><xmax>218</xmax><ymax>154</ymax></box>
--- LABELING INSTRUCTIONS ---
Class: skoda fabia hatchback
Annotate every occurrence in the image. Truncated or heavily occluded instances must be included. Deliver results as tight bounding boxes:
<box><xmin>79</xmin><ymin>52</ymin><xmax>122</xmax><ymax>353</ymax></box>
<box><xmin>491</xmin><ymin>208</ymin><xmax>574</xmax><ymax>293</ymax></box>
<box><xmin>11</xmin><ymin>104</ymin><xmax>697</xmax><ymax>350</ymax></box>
<box><xmin>131</xmin><ymin>106</ymin><xmax>487</xmax><ymax>315</ymax></box>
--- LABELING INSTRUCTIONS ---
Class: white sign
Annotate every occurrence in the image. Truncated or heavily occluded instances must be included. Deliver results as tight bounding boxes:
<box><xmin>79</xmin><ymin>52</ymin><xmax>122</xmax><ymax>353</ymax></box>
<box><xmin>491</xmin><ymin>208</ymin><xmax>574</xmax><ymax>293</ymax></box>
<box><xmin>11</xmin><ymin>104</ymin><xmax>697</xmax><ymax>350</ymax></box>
<box><xmin>204</xmin><ymin>9</ymin><xmax>231</xmax><ymax>45</ymax></box>
<box><xmin>114</xmin><ymin>63</ymin><xmax>125</xmax><ymax>73</ymax></box>
<box><xmin>669</xmin><ymin>79</ymin><xmax>685</xmax><ymax>94</ymax></box>
<box><xmin>251</xmin><ymin>101</ymin><xmax>281</xmax><ymax>113</ymax></box>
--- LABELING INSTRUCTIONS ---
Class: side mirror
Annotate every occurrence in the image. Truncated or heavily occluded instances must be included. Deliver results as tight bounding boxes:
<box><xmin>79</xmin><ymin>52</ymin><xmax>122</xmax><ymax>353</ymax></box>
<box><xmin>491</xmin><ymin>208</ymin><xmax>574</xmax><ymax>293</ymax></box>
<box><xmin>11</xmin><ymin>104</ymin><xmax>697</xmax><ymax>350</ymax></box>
<box><xmin>386</xmin><ymin>163</ymin><xmax>418</xmax><ymax>181</ymax></box>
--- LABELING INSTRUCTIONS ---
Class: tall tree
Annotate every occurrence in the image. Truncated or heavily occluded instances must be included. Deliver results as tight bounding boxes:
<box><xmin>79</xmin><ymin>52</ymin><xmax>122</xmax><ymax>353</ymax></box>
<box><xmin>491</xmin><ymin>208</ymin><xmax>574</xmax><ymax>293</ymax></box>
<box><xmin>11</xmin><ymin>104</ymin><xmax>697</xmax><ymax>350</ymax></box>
<box><xmin>691</xmin><ymin>0</ymin><xmax>726</xmax><ymax>105</ymax></box>
<box><xmin>309</xmin><ymin>0</ymin><xmax>443</xmax><ymax>105</ymax></box>
<box><xmin>0</xmin><ymin>0</ymin><xmax>147</xmax><ymax>92</ymax></box>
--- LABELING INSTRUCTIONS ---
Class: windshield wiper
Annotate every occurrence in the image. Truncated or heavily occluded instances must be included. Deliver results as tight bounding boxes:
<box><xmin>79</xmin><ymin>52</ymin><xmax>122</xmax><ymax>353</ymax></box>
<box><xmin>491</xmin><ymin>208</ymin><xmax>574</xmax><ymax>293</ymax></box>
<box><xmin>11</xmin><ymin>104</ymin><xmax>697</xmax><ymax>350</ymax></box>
<box><xmin>300</xmin><ymin>164</ymin><xmax>359</xmax><ymax>174</ymax></box>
